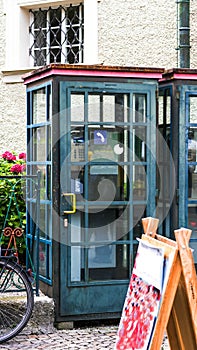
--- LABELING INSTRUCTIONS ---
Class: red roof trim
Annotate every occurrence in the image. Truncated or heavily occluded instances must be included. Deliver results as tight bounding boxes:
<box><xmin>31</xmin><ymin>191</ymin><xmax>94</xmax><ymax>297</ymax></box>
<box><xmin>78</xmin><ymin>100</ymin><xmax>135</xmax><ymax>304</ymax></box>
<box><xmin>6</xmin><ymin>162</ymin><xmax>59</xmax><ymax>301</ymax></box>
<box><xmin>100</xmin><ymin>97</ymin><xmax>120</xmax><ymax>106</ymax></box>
<box><xmin>23</xmin><ymin>67</ymin><xmax>163</xmax><ymax>85</ymax></box>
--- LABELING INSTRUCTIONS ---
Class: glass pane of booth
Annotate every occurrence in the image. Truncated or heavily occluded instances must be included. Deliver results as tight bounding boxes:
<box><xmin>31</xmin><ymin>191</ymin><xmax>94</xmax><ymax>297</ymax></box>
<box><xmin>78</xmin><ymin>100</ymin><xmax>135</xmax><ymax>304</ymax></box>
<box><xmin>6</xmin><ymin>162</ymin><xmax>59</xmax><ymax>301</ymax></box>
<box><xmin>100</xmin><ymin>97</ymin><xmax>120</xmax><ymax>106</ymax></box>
<box><xmin>133</xmin><ymin>94</ymin><xmax>147</xmax><ymax>122</ymax></box>
<box><xmin>32</xmin><ymin>88</ymin><xmax>46</xmax><ymax>123</ymax></box>
<box><xmin>70</xmin><ymin>209</ymin><xmax>130</xmax><ymax>282</ymax></box>
<box><xmin>33</xmin><ymin>126</ymin><xmax>46</xmax><ymax>161</ymax></box>
<box><xmin>133</xmin><ymin>126</ymin><xmax>146</xmax><ymax>161</ymax></box>
<box><xmin>88</xmin><ymin>95</ymin><xmax>100</xmax><ymax>122</ymax></box>
<box><xmin>189</xmin><ymin>96</ymin><xmax>197</xmax><ymax>123</ymax></box>
<box><xmin>188</xmin><ymin>206</ymin><xmax>197</xmax><ymax>232</ymax></box>
<box><xmin>103</xmin><ymin>95</ymin><xmax>115</xmax><ymax>122</ymax></box>
<box><xmin>133</xmin><ymin>165</ymin><xmax>147</xmax><ymax>200</ymax></box>
<box><xmin>71</xmin><ymin>93</ymin><xmax>84</xmax><ymax>121</ymax></box>
<box><xmin>187</xmin><ymin>127</ymin><xmax>197</xmax><ymax>198</ymax></box>
<box><xmin>88</xmin><ymin>94</ymin><xmax>129</xmax><ymax>122</ymax></box>
<box><xmin>88</xmin><ymin>244</ymin><xmax>129</xmax><ymax>281</ymax></box>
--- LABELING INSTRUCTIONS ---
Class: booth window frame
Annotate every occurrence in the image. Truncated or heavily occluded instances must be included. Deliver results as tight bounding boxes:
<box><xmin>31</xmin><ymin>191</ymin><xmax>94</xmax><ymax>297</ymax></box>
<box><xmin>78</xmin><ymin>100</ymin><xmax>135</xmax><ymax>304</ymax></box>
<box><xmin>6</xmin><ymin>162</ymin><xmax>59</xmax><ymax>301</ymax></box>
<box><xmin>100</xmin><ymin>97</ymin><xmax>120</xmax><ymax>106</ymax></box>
<box><xmin>26</xmin><ymin>81</ymin><xmax>53</xmax><ymax>285</ymax></box>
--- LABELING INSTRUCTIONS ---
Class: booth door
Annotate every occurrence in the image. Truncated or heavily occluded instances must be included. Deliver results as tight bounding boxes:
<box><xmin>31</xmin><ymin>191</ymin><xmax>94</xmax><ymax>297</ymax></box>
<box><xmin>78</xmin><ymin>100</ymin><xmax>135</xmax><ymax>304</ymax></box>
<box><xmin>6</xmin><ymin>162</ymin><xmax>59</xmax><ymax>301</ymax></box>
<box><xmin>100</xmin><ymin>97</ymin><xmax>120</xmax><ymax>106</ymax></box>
<box><xmin>59</xmin><ymin>84</ymin><xmax>156</xmax><ymax>319</ymax></box>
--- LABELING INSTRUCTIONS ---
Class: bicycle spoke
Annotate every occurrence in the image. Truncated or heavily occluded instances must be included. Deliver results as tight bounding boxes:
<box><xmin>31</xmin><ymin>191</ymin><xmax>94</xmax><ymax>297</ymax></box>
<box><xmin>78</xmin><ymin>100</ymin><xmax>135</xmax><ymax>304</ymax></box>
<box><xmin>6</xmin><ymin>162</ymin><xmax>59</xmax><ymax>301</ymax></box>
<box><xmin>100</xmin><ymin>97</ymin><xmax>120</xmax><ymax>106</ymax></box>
<box><xmin>0</xmin><ymin>260</ymin><xmax>34</xmax><ymax>343</ymax></box>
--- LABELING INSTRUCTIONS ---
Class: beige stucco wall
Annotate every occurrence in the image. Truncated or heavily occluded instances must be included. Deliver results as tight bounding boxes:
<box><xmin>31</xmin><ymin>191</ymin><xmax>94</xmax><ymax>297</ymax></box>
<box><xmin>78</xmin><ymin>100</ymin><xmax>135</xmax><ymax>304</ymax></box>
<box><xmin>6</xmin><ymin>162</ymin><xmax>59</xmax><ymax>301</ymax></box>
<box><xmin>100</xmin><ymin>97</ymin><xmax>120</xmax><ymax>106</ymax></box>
<box><xmin>0</xmin><ymin>0</ymin><xmax>197</xmax><ymax>153</ymax></box>
<box><xmin>97</xmin><ymin>0</ymin><xmax>177</xmax><ymax>68</ymax></box>
<box><xmin>190</xmin><ymin>0</ymin><xmax>197</xmax><ymax>67</ymax></box>
<box><xmin>97</xmin><ymin>0</ymin><xmax>197</xmax><ymax>69</ymax></box>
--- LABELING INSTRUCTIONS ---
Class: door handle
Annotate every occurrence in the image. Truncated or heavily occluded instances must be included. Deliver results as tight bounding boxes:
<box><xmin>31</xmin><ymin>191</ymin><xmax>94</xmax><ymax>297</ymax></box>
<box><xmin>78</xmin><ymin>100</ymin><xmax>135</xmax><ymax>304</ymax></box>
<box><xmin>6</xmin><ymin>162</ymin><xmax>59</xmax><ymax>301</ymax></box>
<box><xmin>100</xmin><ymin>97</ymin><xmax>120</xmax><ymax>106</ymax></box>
<box><xmin>62</xmin><ymin>193</ymin><xmax>76</xmax><ymax>214</ymax></box>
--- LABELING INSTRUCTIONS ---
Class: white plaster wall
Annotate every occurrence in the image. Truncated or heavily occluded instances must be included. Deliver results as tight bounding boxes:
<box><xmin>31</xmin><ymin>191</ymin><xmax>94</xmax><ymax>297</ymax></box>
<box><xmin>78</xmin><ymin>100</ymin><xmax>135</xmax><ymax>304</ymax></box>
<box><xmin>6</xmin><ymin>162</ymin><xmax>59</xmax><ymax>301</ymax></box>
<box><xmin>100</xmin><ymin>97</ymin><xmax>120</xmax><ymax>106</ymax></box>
<box><xmin>0</xmin><ymin>0</ymin><xmax>26</xmax><ymax>154</ymax></box>
<box><xmin>0</xmin><ymin>82</ymin><xmax>26</xmax><ymax>154</ymax></box>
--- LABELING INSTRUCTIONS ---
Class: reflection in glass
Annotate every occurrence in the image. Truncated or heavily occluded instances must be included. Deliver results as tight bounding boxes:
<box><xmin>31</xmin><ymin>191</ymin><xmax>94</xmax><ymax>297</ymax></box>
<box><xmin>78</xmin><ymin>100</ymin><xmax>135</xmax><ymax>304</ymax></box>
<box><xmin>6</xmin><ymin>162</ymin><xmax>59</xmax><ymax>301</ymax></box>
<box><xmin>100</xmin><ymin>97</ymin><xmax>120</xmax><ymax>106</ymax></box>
<box><xmin>133</xmin><ymin>206</ymin><xmax>146</xmax><ymax>234</ymax></box>
<box><xmin>39</xmin><ymin>242</ymin><xmax>52</xmax><ymax>280</ymax></box>
<box><xmin>88</xmin><ymin>95</ymin><xmax>100</xmax><ymax>121</ymax></box>
<box><xmin>33</xmin><ymin>88</ymin><xmax>46</xmax><ymax>124</ymax></box>
<box><xmin>132</xmin><ymin>243</ymin><xmax>139</xmax><ymax>266</ymax></box>
<box><xmin>87</xmin><ymin>93</ymin><xmax>129</xmax><ymax>123</ymax></box>
<box><xmin>103</xmin><ymin>95</ymin><xmax>115</xmax><ymax>122</ymax></box>
<box><xmin>188</xmin><ymin>206</ymin><xmax>197</xmax><ymax>235</ymax></box>
<box><xmin>189</xmin><ymin>96</ymin><xmax>197</xmax><ymax>123</ymax></box>
<box><xmin>190</xmin><ymin>242</ymin><xmax>197</xmax><ymax>265</ymax></box>
<box><xmin>86</xmin><ymin>165</ymin><xmax>128</xmax><ymax>201</ymax></box>
<box><xmin>133</xmin><ymin>165</ymin><xmax>146</xmax><ymax>200</ymax></box>
<box><xmin>133</xmin><ymin>221</ymin><xmax>143</xmax><ymax>240</ymax></box>
<box><xmin>88</xmin><ymin>244</ymin><xmax>129</xmax><ymax>281</ymax></box>
<box><xmin>166</xmin><ymin>96</ymin><xmax>171</xmax><ymax>124</ymax></box>
<box><xmin>47</xmin><ymin>125</ymin><xmax>51</xmax><ymax>161</ymax></box>
<box><xmin>33</xmin><ymin>127</ymin><xmax>46</xmax><ymax>161</ymax></box>
<box><xmin>70</xmin><ymin>212</ymin><xmax>84</xmax><ymax>282</ymax></box>
<box><xmin>46</xmin><ymin>205</ymin><xmax>52</xmax><ymax>240</ymax></box>
<box><xmin>48</xmin><ymin>86</ymin><xmax>52</xmax><ymax>120</ymax></box>
<box><xmin>158</xmin><ymin>88</ymin><xmax>171</xmax><ymax>125</ymax></box>
<box><xmin>34</xmin><ymin>164</ymin><xmax>51</xmax><ymax>200</ymax></box>
<box><xmin>71</xmin><ymin>211</ymin><xmax>83</xmax><ymax>243</ymax></box>
<box><xmin>158</xmin><ymin>94</ymin><xmax>164</xmax><ymax>125</ymax></box>
<box><xmin>133</xmin><ymin>94</ymin><xmax>147</xmax><ymax>122</ymax></box>
<box><xmin>188</xmin><ymin>173</ymin><xmax>197</xmax><ymax>199</ymax></box>
<box><xmin>39</xmin><ymin>242</ymin><xmax>47</xmax><ymax>277</ymax></box>
<box><xmin>71</xmin><ymin>94</ymin><xmax>84</xmax><ymax>121</ymax></box>
<box><xmin>133</xmin><ymin>126</ymin><xmax>146</xmax><ymax>161</ymax></box>
<box><xmin>188</xmin><ymin>128</ymin><xmax>197</xmax><ymax>198</ymax></box>
<box><xmin>87</xmin><ymin>207</ymin><xmax>129</xmax><ymax>238</ymax></box>
<box><xmin>39</xmin><ymin>204</ymin><xmax>46</xmax><ymax>238</ymax></box>
<box><xmin>70</xmin><ymin>207</ymin><xmax>130</xmax><ymax>281</ymax></box>
<box><xmin>71</xmin><ymin>247</ymin><xmax>85</xmax><ymax>282</ymax></box>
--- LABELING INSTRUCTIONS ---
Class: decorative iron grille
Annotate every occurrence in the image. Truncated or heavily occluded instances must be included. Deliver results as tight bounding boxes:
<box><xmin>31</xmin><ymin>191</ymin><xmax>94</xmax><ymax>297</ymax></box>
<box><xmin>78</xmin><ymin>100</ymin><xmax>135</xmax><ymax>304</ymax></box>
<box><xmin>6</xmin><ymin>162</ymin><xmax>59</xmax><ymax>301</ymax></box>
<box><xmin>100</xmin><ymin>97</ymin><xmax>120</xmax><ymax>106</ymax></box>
<box><xmin>29</xmin><ymin>4</ymin><xmax>84</xmax><ymax>66</ymax></box>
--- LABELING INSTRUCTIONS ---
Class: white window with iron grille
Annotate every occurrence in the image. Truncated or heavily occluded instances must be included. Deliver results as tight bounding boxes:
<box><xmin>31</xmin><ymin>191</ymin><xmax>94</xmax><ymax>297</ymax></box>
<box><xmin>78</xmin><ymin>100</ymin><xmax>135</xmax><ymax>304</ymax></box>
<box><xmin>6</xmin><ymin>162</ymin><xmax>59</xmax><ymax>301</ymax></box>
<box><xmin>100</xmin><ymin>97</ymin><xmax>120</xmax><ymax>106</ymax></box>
<box><xmin>3</xmin><ymin>0</ymin><xmax>98</xmax><ymax>82</ymax></box>
<box><xmin>29</xmin><ymin>4</ymin><xmax>84</xmax><ymax>66</ymax></box>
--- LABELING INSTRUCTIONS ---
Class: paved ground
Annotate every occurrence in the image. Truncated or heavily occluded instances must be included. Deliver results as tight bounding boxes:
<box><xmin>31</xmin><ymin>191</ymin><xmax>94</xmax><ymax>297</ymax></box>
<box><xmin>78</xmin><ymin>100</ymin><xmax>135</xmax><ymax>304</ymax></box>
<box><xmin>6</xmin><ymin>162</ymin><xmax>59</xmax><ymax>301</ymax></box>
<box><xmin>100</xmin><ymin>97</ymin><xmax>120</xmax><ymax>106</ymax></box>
<box><xmin>1</xmin><ymin>326</ymin><xmax>117</xmax><ymax>350</ymax></box>
<box><xmin>0</xmin><ymin>325</ymin><xmax>170</xmax><ymax>350</ymax></box>
<box><xmin>0</xmin><ymin>294</ymin><xmax>170</xmax><ymax>349</ymax></box>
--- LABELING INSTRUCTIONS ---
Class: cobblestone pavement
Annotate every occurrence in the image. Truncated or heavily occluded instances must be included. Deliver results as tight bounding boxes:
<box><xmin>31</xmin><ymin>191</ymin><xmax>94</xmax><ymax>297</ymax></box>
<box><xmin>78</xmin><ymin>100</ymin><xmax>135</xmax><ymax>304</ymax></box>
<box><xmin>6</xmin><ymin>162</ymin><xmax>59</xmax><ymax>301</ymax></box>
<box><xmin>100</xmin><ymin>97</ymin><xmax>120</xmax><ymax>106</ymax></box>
<box><xmin>0</xmin><ymin>326</ymin><xmax>170</xmax><ymax>350</ymax></box>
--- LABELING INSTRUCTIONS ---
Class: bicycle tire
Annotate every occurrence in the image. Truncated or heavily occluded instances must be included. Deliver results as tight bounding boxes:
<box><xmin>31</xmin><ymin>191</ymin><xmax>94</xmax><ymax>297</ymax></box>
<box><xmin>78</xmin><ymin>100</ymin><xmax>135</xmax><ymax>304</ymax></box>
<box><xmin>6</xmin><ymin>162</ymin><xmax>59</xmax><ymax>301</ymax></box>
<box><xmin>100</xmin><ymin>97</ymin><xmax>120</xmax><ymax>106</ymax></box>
<box><xmin>0</xmin><ymin>259</ymin><xmax>34</xmax><ymax>343</ymax></box>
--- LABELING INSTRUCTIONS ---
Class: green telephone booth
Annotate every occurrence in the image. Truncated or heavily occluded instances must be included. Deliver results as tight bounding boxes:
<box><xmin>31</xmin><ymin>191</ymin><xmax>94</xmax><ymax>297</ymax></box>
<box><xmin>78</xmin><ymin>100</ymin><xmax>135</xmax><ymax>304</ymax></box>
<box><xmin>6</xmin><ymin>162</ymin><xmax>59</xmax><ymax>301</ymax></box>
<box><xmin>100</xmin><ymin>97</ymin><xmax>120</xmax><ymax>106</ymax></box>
<box><xmin>24</xmin><ymin>64</ymin><xmax>163</xmax><ymax>324</ymax></box>
<box><xmin>158</xmin><ymin>68</ymin><xmax>197</xmax><ymax>270</ymax></box>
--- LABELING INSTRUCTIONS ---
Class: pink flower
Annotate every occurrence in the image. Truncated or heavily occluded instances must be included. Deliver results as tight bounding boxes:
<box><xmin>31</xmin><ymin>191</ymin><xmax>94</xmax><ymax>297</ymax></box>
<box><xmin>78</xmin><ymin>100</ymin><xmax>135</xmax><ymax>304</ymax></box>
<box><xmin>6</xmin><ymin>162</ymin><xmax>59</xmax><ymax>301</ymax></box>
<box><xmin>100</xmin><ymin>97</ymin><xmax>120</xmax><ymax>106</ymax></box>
<box><xmin>10</xmin><ymin>164</ymin><xmax>25</xmax><ymax>174</ymax></box>
<box><xmin>18</xmin><ymin>152</ymin><xmax>26</xmax><ymax>160</ymax></box>
<box><xmin>2</xmin><ymin>151</ymin><xmax>16</xmax><ymax>161</ymax></box>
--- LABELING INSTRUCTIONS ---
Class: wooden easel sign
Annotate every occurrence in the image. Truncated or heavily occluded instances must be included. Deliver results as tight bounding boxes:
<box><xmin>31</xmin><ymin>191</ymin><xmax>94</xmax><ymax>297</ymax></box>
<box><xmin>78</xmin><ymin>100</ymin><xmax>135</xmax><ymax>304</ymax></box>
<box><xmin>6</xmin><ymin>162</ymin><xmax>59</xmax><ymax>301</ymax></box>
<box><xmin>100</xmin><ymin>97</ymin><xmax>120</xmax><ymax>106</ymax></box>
<box><xmin>115</xmin><ymin>217</ymin><xmax>197</xmax><ymax>350</ymax></box>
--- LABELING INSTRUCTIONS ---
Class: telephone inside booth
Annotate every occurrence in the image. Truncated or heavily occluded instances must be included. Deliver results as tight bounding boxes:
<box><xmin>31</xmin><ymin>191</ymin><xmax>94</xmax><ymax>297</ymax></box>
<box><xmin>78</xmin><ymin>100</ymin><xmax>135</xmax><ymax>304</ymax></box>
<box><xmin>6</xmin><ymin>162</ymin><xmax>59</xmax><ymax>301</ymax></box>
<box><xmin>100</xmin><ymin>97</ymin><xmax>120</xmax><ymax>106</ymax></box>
<box><xmin>71</xmin><ymin>126</ymin><xmax>126</xmax><ymax>202</ymax></box>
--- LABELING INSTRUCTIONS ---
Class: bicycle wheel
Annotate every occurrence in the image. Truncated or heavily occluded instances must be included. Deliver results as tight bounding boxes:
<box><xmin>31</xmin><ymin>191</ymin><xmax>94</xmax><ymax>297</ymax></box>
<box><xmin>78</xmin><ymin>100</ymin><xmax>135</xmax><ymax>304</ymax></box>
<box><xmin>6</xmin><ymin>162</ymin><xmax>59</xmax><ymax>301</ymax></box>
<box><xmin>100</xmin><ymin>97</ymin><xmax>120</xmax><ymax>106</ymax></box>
<box><xmin>0</xmin><ymin>259</ymin><xmax>34</xmax><ymax>343</ymax></box>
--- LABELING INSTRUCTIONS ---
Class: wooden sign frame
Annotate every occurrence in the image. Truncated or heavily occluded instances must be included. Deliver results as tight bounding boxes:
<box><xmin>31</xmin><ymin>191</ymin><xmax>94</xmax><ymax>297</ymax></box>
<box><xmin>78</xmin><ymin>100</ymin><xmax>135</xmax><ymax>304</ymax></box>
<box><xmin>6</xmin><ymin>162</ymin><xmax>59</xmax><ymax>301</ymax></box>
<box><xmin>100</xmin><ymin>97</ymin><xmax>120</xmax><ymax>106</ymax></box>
<box><xmin>141</xmin><ymin>217</ymin><xmax>197</xmax><ymax>350</ymax></box>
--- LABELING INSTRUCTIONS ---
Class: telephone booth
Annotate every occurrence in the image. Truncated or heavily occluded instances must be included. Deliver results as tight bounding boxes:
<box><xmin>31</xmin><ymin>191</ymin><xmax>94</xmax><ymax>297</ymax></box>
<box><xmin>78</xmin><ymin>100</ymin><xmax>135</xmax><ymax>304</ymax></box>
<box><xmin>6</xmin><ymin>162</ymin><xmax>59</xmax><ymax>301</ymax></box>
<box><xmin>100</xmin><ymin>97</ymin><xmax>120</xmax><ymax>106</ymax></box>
<box><xmin>158</xmin><ymin>68</ymin><xmax>197</xmax><ymax>270</ymax></box>
<box><xmin>23</xmin><ymin>64</ymin><xmax>163</xmax><ymax>324</ymax></box>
